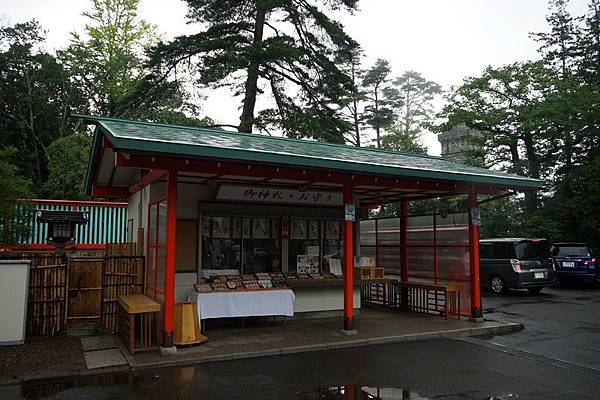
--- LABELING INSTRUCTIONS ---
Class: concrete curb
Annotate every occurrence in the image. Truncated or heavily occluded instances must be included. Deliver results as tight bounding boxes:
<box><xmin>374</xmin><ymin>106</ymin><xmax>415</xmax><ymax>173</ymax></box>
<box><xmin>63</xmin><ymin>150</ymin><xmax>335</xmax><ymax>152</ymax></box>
<box><xmin>0</xmin><ymin>320</ymin><xmax>522</xmax><ymax>386</ymax></box>
<box><xmin>127</xmin><ymin>321</ymin><xmax>524</xmax><ymax>371</ymax></box>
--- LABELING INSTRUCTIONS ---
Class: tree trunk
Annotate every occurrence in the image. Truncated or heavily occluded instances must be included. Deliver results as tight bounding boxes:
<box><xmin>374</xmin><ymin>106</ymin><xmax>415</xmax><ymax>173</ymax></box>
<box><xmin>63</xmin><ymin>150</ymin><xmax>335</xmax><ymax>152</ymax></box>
<box><xmin>25</xmin><ymin>68</ymin><xmax>42</xmax><ymax>185</ymax></box>
<box><xmin>404</xmin><ymin>87</ymin><xmax>411</xmax><ymax>135</ymax></box>
<box><xmin>522</xmin><ymin>132</ymin><xmax>542</xmax><ymax>212</ymax></box>
<box><xmin>352</xmin><ymin>97</ymin><xmax>360</xmax><ymax>147</ymax></box>
<box><xmin>374</xmin><ymin>85</ymin><xmax>380</xmax><ymax>147</ymax></box>
<box><xmin>238</xmin><ymin>6</ymin><xmax>266</xmax><ymax>133</ymax></box>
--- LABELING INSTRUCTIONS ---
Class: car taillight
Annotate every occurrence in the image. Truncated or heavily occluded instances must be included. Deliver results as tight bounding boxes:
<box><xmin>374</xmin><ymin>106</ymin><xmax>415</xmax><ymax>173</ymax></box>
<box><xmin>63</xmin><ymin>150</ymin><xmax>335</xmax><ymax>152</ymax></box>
<box><xmin>510</xmin><ymin>259</ymin><xmax>522</xmax><ymax>272</ymax></box>
<box><xmin>585</xmin><ymin>258</ymin><xmax>596</xmax><ymax>266</ymax></box>
<box><xmin>551</xmin><ymin>259</ymin><xmax>557</xmax><ymax>271</ymax></box>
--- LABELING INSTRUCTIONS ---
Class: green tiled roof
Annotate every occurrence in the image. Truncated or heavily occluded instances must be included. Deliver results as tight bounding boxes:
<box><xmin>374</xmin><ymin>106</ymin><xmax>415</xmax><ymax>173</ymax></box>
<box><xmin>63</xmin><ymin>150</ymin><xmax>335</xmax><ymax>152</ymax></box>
<box><xmin>76</xmin><ymin>114</ymin><xmax>543</xmax><ymax>192</ymax></box>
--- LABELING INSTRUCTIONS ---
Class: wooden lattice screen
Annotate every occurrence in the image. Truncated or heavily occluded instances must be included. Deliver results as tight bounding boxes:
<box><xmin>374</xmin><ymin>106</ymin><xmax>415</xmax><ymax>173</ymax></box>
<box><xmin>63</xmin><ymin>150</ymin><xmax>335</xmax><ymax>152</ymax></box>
<box><xmin>102</xmin><ymin>243</ymin><xmax>145</xmax><ymax>332</ymax></box>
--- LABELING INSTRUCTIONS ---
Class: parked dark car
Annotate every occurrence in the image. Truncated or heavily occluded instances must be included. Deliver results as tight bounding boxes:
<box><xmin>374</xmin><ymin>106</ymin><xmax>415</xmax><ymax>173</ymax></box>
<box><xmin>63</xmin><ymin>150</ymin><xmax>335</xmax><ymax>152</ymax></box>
<box><xmin>550</xmin><ymin>242</ymin><xmax>598</xmax><ymax>283</ymax></box>
<box><xmin>480</xmin><ymin>238</ymin><xmax>556</xmax><ymax>294</ymax></box>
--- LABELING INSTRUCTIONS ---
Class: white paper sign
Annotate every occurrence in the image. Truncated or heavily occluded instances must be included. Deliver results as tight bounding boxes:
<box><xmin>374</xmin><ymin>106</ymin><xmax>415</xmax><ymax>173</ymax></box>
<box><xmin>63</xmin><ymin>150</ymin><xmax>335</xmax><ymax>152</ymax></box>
<box><xmin>217</xmin><ymin>184</ymin><xmax>342</xmax><ymax>206</ymax></box>
<box><xmin>307</xmin><ymin>246</ymin><xmax>320</xmax><ymax>256</ymax></box>
<box><xmin>297</xmin><ymin>255</ymin><xmax>319</xmax><ymax>274</ymax></box>
<box><xmin>328</xmin><ymin>259</ymin><xmax>342</xmax><ymax>276</ymax></box>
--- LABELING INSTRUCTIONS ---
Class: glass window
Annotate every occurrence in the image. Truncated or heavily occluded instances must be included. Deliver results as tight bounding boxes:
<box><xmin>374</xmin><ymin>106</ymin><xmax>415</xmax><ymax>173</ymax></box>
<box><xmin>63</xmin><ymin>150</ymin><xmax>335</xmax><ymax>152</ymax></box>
<box><xmin>479</xmin><ymin>243</ymin><xmax>493</xmax><ymax>259</ymax></box>
<box><xmin>288</xmin><ymin>218</ymin><xmax>343</xmax><ymax>274</ymax></box>
<box><xmin>146</xmin><ymin>200</ymin><xmax>167</xmax><ymax>301</ymax></box>
<box><xmin>202</xmin><ymin>216</ymin><xmax>241</xmax><ymax>270</ymax></box>
<box><xmin>551</xmin><ymin>245</ymin><xmax>590</xmax><ymax>257</ymax></box>
<box><xmin>201</xmin><ymin>216</ymin><xmax>282</xmax><ymax>274</ymax></box>
<box><xmin>291</xmin><ymin>219</ymin><xmax>307</xmax><ymax>240</ymax></box>
<box><xmin>516</xmin><ymin>240</ymin><xmax>549</xmax><ymax>260</ymax></box>
<box><xmin>243</xmin><ymin>217</ymin><xmax>282</xmax><ymax>273</ymax></box>
<box><xmin>492</xmin><ymin>243</ymin><xmax>515</xmax><ymax>259</ymax></box>
<box><xmin>359</xmin><ymin>220</ymin><xmax>376</xmax><ymax>246</ymax></box>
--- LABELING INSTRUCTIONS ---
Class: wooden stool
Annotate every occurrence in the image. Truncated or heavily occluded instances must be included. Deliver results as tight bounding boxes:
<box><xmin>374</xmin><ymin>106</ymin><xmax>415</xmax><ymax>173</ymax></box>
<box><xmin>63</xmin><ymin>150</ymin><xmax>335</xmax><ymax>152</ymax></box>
<box><xmin>117</xmin><ymin>294</ymin><xmax>160</xmax><ymax>354</ymax></box>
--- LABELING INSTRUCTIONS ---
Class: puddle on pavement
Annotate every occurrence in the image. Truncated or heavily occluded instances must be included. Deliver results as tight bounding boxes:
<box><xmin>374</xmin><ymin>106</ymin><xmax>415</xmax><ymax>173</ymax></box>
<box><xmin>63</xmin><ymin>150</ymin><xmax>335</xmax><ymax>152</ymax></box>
<box><xmin>2</xmin><ymin>369</ymin><xmax>431</xmax><ymax>400</ymax></box>
<box><xmin>1</xmin><ymin>366</ymin><xmax>519</xmax><ymax>400</ymax></box>
<box><xmin>297</xmin><ymin>386</ymin><xmax>429</xmax><ymax>399</ymax></box>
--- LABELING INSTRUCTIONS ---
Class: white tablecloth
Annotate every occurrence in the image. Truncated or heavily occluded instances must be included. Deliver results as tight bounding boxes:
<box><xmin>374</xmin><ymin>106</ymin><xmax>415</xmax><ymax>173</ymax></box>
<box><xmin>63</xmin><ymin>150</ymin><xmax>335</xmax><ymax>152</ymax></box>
<box><xmin>188</xmin><ymin>289</ymin><xmax>295</xmax><ymax>320</ymax></box>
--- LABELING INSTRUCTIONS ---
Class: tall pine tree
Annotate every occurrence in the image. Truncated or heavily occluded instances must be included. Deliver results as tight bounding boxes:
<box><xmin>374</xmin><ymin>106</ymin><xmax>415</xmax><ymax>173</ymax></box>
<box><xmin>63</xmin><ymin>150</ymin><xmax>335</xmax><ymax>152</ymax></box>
<box><xmin>361</xmin><ymin>58</ymin><xmax>401</xmax><ymax>147</ymax></box>
<box><xmin>150</xmin><ymin>0</ymin><xmax>359</xmax><ymax>141</ymax></box>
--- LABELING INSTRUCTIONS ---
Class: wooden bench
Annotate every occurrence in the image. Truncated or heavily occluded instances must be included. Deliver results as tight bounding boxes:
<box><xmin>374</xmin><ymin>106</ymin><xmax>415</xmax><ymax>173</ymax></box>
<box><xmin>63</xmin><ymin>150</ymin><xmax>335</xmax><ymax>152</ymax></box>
<box><xmin>117</xmin><ymin>294</ymin><xmax>160</xmax><ymax>354</ymax></box>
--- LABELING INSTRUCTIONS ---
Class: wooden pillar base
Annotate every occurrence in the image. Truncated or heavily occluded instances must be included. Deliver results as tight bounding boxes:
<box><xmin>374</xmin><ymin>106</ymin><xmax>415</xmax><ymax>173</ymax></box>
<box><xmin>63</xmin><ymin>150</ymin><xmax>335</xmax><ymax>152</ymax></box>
<box><xmin>163</xmin><ymin>331</ymin><xmax>174</xmax><ymax>348</ymax></box>
<box><xmin>471</xmin><ymin>307</ymin><xmax>483</xmax><ymax>320</ymax></box>
<box><xmin>343</xmin><ymin>316</ymin><xmax>354</xmax><ymax>331</ymax></box>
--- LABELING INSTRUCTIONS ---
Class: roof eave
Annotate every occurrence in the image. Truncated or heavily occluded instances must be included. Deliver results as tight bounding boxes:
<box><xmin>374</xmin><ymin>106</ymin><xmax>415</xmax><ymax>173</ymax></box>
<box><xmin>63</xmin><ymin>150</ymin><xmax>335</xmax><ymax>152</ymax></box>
<box><xmin>106</xmin><ymin>135</ymin><xmax>544</xmax><ymax>192</ymax></box>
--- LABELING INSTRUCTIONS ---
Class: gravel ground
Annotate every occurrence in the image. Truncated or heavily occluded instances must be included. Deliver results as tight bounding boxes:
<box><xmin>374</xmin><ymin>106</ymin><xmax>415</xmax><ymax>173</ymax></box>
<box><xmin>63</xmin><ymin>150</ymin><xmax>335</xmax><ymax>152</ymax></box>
<box><xmin>0</xmin><ymin>336</ymin><xmax>86</xmax><ymax>383</ymax></box>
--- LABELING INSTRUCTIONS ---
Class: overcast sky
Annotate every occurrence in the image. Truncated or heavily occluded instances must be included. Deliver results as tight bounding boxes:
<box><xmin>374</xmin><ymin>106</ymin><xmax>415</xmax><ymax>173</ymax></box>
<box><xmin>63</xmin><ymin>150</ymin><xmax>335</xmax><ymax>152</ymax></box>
<box><xmin>1</xmin><ymin>0</ymin><xmax>591</xmax><ymax>155</ymax></box>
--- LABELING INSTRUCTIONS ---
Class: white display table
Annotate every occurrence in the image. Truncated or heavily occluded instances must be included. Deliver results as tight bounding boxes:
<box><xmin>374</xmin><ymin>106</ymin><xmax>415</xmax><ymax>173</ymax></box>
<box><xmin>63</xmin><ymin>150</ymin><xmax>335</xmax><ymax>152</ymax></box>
<box><xmin>188</xmin><ymin>288</ymin><xmax>295</xmax><ymax>323</ymax></box>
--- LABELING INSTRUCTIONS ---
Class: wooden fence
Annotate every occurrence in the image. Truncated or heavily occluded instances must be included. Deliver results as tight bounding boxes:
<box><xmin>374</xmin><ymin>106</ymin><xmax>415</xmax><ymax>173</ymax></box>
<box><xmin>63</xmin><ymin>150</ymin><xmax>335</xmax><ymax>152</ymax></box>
<box><xmin>361</xmin><ymin>280</ymin><xmax>461</xmax><ymax>319</ymax></box>
<box><xmin>0</xmin><ymin>253</ymin><xmax>69</xmax><ymax>336</ymax></box>
<box><xmin>28</xmin><ymin>254</ymin><xmax>69</xmax><ymax>335</ymax></box>
<box><xmin>0</xmin><ymin>243</ymin><xmax>144</xmax><ymax>336</ymax></box>
<box><xmin>102</xmin><ymin>243</ymin><xmax>144</xmax><ymax>333</ymax></box>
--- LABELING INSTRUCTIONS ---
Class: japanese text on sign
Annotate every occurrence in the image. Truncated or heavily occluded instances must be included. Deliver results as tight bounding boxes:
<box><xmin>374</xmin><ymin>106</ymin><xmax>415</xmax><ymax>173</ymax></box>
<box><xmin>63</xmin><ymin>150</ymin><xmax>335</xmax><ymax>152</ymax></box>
<box><xmin>216</xmin><ymin>184</ymin><xmax>343</xmax><ymax>206</ymax></box>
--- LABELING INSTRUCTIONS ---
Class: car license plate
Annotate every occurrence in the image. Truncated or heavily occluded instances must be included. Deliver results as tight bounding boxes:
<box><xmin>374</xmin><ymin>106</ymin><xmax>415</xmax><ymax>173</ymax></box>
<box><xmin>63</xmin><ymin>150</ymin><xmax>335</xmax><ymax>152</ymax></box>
<box><xmin>534</xmin><ymin>272</ymin><xmax>545</xmax><ymax>279</ymax></box>
<box><xmin>563</xmin><ymin>261</ymin><xmax>575</xmax><ymax>268</ymax></box>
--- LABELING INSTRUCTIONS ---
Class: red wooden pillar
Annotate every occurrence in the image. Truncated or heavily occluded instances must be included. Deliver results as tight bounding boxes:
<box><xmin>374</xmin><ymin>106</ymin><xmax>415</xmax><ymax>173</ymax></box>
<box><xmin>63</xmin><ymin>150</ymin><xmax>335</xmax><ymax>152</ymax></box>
<box><xmin>400</xmin><ymin>200</ymin><xmax>408</xmax><ymax>283</ymax></box>
<box><xmin>468</xmin><ymin>192</ymin><xmax>482</xmax><ymax>319</ymax></box>
<box><xmin>343</xmin><ymin>184</ymin><xmax>354</xmax><ymax>331</ymax></box>
<box><xmin>344</xmin><ymin>384</ymin><xmax>357</xmax><ymax>400</ymax></box>
<box><xmin>400</xmin><ymin>200</ymin><xmax>409</xmax><ymax>309</ymax></box>
<box><xmin>164</xmin><ymin>170</ymin><xmax>178</xmax><ymax>347</ymax></box>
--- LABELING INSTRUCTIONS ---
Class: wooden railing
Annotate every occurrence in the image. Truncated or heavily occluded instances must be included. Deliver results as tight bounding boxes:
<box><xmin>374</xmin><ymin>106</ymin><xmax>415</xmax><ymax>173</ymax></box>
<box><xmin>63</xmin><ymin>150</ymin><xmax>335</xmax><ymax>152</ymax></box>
<box><xmin>361</xmin><ymin>279</ymin><xmax>461</xmax><ymax>319</ymax></box>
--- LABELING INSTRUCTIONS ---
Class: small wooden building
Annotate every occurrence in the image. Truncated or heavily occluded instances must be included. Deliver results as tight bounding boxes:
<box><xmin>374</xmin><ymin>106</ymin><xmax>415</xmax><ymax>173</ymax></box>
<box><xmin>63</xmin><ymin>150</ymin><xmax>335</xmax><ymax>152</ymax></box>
<box><xmin>79</xmin><ymin>114</ymin><xmax>542</xmax><ymax>348</ymax></box>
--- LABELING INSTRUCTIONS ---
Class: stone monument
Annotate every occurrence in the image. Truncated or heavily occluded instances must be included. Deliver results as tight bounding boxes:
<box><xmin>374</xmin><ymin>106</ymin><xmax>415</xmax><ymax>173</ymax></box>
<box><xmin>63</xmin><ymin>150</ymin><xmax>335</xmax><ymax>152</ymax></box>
<box><xmin>437</xmin><ymin>124</ymin><xmax>482</xmax><ymax>163</ymax></box>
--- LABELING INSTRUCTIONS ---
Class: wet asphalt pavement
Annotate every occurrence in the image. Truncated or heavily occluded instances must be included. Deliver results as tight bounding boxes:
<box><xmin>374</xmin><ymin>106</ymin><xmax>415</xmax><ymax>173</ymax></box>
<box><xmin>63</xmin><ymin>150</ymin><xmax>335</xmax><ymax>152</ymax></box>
<box><xmin>482</xmin><ymin>283</ymin><xmax>600</xmax><ymax>370</ymax></box>
<box><xmin>4</xmin><ymin>283</ymin><xmax>599</xmax><ymax>400</ymax></box>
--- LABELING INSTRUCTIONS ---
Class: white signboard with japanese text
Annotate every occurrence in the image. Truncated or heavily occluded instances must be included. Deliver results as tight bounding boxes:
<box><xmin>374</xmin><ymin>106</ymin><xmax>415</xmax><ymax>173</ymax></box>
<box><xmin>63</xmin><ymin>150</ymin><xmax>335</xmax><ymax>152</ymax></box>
<box><xmin>216</xmin><ymin>184</ymin><xmax>343</xmax><ymax>206</ymax></box>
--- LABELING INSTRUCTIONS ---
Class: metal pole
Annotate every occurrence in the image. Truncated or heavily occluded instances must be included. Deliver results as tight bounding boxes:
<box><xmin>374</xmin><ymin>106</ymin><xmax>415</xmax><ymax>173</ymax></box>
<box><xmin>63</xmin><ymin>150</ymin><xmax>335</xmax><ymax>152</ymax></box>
<box><xmin>468</xmin><ymin>192</ymin><xmax>482</xmax><ymax>320</ymax></box>
<box><xmin>343</xmin><ymin>184</ymin><xmax>354</xmax><ymax>331</ymax></box>
<box><xmin>164</xmin><ymin>170</ymin><xmax>178</xmax><ymax>347</ymax></box>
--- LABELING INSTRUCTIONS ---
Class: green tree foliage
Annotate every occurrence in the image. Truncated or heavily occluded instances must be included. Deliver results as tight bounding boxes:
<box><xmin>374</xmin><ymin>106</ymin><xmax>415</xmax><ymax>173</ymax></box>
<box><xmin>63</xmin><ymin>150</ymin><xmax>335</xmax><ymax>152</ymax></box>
<box><xmin>532</xmin><ymin>0</ymin><xmax>581</xmax><ymax>77</ymax></box>
<box><xmin>0</xmin><ymin>21</ymin><xmax>85</xmax><ymax>187</ymax></box>
<box><xmin>44</xmin><ymin>134</ymin><xmax>92</xmax><ymax>200</ymax></box>
<box><xmin>380</xmin><ymin>124</ymin><xmax>427</xmax><ymax>154</ymax></box>
<box><xmin>553</xmin><ymin>156</ymin><xmax>600</xmax><ymax>251</ymax></box>
<box><xmin>0</xmin><ymin>147</ymin><xmax>34</xmax><ymax>244</ymax></box>
<box><xmin>394</xmin><ymin>71</ymin><xmax>442</xmax><ymax>138</ymax></box>
<box><xmin>436</xmin><ymin>61</ymin><xmax>559</xmax><ymax>212</ymax></box>
<box><xmin>336</xmin><ymin>49</ymin><xmax>366</xmax><ymax>146</ymax></box>
<box><xmin>149</xmin><ymin>0</ymin><xmax>359</xmax><ymax>141</ymax></box>
<box><xmin>361</xmin><ymin>58</ymin><xmax>401</xmax><ymax>147</ymax></box>
<box><xmin>63</xmin><ymin>0</ymin><xmax>201</xmax><ymax>123</ymax></box>
<box><xmin>436</xmin><ymin>0</ymin><xmax>600</xmax><ymax>251</ymax></box>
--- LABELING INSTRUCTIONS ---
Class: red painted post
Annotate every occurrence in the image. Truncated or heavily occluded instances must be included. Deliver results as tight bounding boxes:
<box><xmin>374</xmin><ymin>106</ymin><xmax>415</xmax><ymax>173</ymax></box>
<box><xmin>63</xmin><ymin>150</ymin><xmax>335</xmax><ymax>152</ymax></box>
<box><xmin>163</xmin><ymin>170</ymin><xmax>178</xmax><ymax>347</ymax></box>
<box><xmin>343</xmin><ymin>184</ymin><xmax>354</xmax><ymax>331</ymax></box>
<box><xmin>400</xmin><ymin>200</ymin><xmax>408</xmax><ymax>308</ymax></box>
<box><xmin>468</xmin><ymin>192</ymin><xmax>482</xmax><ymax>319</ymax></box>
<box><xmin>433</xmin><ymin>210</ymin><xmax>438</xmax><ymax>285</ymax></box>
